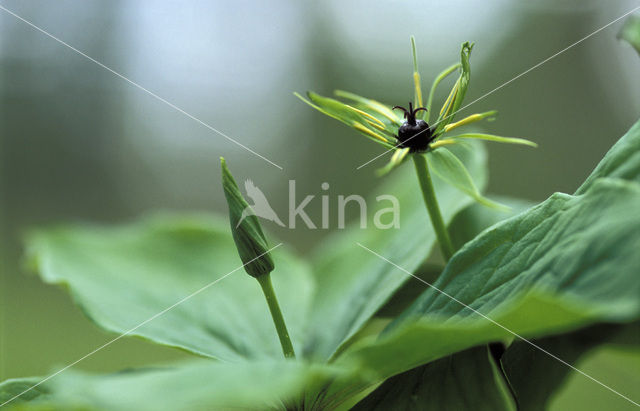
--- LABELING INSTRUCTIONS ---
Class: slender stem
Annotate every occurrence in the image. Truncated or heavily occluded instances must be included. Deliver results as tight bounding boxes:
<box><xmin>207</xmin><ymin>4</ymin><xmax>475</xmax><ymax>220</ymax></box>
<box><xmin>412</xmin><ymin>154</ymin><xmax>455</xmax><ymax>261</ymax></box>
<box><xmin>256</xmin><ymin>274</ymin><xmax>296</xmax><ymax>358</ymax></box>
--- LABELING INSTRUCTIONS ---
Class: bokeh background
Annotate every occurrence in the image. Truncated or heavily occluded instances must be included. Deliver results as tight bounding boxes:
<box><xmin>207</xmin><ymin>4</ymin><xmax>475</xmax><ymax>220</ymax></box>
<box><xmin>1</xmin><ymin>0</ymin><xmax>639</xmax><ymax>409</ymax></box>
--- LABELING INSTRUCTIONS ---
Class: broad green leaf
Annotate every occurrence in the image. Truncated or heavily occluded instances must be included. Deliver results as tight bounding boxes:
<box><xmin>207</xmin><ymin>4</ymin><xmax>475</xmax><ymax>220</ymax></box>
<box><xmin>428</xmin><ymin>147</ymin><xmax>507</xmax><ymax>210</ymax></box>
<box><xmin>0</xmin><ymin>378</ymin><xmax>49</xmax><ymax>407</ymax></box>
<box><xmin>400</xmin><ymin>178</ymin><xmax>640</xmax><ymax>322</ymax></box>
<box><xmin>352</xmin><ymin>346</ymin><xmax>516</xmax><ymax>411</ymax></box>
<box><xmin>351</xmin><ymin>198</ymin><xmax>535</xmax><ymax>409</ymax></box>
<box><xmin>375</xmin><ymin>197</ymin><xmax>533</xmax><ymax>318</ymax></box>
<box><xmin>549</xmin><ymin>346</ymin><xmax>640</xmax><ymax>410</ymax></box>
<box><xmin>26</xmin><ymin>214</ymin><xmax>315</xmax><ymax>362</ymax></box>
<box><xmin>335</xmin><ymin>178</ymin><xmax>640</xmax><ymax>391</ymax></box>
<box><xmin>576</xmin><ymin>119</ymin><xmax>640</xmax><ymax>194</ymax></box>
<box><xmin>373</xmin><ymin>262</ymin><xmax>443</xmax><ymax>318</ymax></box>
<box><xmin>32</xmin><ymin>360</ymin><xmax>344</xmax><ymax>411</ymax></box>
<box><xmin>448</xmin><ymin>196</ymin><xmax>535</xmax><ymax>250</ymax></box>
<box><xmin>336</xmin><ymin>292</ymin><xmax>601</xmax><ymax>387</ymax></box>
<box><xmin>304</xmin><ymin>142</ymin><xmax>488</xmax><ymax>360</ymax></box>
<box><xmin>501</xmin><ymin>323</ymin><xmax>635</xmax><ymax>411</ymax></box>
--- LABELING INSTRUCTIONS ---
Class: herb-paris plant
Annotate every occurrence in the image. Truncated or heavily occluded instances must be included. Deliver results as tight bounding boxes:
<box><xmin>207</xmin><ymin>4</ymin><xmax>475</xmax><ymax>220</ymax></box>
<box><xmin>296</xmin><ymin>38</ymin><xmax>536</xmax><ymax>260</ymax></box>
<box><xmin>2</xmin><ymin>40</ymin><xmax>640</xmax><ymax>410</ymax></box>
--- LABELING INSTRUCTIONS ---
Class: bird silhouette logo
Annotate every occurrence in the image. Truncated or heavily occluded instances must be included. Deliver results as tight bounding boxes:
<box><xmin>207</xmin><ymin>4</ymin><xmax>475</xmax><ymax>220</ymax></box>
<box><xmin>236</xmin><ymin>179</ymin><xmax>286</xmax><ymax>228</ymax></box>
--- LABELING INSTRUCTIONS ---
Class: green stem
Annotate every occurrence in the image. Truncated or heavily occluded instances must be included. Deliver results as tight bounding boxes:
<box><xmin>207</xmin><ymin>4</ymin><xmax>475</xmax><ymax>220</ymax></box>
<box><xmin>412</xmin><ymin>154</ymin><xmax>455</xmax><ymax>262</ymax></box>
<box><xmin>256</xmin><ymin>274</ymin><xmax>296</xmax><ymax>358</ymax></box>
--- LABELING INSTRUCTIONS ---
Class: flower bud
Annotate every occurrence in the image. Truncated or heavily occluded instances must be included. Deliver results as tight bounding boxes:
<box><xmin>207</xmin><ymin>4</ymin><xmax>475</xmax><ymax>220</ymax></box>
<box><xmin>220</xmin><ymin>157</ymin><xmax>274</xmax><ymax>277</ymax></box>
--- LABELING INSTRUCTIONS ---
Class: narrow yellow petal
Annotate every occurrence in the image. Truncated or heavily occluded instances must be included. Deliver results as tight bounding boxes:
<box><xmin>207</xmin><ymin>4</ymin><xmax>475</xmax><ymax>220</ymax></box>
<box><xmin>353</xmin><ymin>122</ymin><xmax>389</xmax><ymax>143</ymax></box>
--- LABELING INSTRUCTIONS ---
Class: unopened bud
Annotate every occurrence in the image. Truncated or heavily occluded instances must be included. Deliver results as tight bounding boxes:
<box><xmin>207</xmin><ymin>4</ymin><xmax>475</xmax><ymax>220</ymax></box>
<box><xmin>220</xmin><ymin>157</ymin><xmax>274</xmax><ymax>277</ymax></box>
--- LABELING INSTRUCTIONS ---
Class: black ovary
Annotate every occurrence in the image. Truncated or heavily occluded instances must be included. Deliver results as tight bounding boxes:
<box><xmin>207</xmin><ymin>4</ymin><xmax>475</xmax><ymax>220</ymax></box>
<box><xmin>393</xmin><ymin>102</ymin><xmax>434</xmax><ymax>152</ymax></box>
<box><xmin>397</xmin><ymin>120</ymin><xmax>433</xmax><ymax>152</ymax></box>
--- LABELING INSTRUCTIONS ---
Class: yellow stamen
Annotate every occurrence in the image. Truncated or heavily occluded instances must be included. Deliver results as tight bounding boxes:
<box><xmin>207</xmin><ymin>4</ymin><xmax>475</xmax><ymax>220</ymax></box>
<box><xmin>353</xmin><ymin>122</ymin><xmax>389</xmax><ymax>143</ymax></box>
<box><xmin>447</xmin><ymin>133</ymin><xmax>538</xmax><ymax>147</ymax></box>
<box><xmin>334</xmin><ymin>90</ymin><xmax>402</xmax><ymax>125</ymax></box>
<box><xmin>346</xmin><ymin>105</ymin><xmax>386</xmax><ymax>128</ymax></box>
<box><xmin>439</xmin><ymin>78</ymin><xmax>459</xmax><ymax>119</ymax></box>
<box><xmin>426</xmin><ymin>62</ymin><xmax>460</xmax><ymax>122</ymax></box>
<box><xmin>366</xmin><ymin>119</ymin><xmax>387</xmax><ymax>131</ymax></box>
<box><xmin>392</xmin><ymin>147</ymin><xmax>410</xmax><ymax>163</ymax></box>
<box><xmin>443</xmin><ymin>111</ymin><xmax>497</xmax><ymax>133</ymax></box>
<box><xmin>430</xmin><ymin>139</ymin><xmax>459</xmax><ymax>149</ymax></box>
<box><xmin>368</xmin><ymin>104</ymin><xmax>402</xmax><ymax>125</ymax></box>
<box><xmin>413</xmin><ymin>72</ymin><xmax>424</xmax><ymax>108</ymax></box>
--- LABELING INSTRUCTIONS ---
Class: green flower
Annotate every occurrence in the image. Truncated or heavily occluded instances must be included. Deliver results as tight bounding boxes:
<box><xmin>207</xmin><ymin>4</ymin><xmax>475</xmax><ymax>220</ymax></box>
<box><xmin>297</xmin><ymin>38</ymin><xmax>536</xmax><ymax>209</ymax></box>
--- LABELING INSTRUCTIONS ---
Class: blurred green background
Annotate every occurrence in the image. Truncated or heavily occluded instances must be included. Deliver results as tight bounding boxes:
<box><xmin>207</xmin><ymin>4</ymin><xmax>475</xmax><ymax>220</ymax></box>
<box><xmin>1</xmin><ymin>0</ymin><xmax>639</xmax><ymax>409</ymax></box>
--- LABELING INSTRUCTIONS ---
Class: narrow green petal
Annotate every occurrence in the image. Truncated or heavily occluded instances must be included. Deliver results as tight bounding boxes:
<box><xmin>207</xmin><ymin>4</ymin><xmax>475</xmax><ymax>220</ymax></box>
<box><xmin>428</xmin><ymin>148</ymin><xmax>509</xmax><ymax>211</ymax></box>
<box><xmin>353</xmin><ymin>122</ymin><xmax>394</xmax><ymax>147</ymax></box>
<box><xmin>334</xmin><ymin>90</ymin><xmax>402</xmax><ymax>126</ymax></box>
<box><xmin>447</xmin><ymin>133</ymin><xmax>538</xmax><ymax>147</ymax></box>
<box><xmin>296</xmin><ymin>91</ymin><xmax>395</xmax><ymax>148</ymax></box>
<box><xmin>347</xmin><ymin>105</ymin><xmax>386</xmax><ymax>129</ymax></box>
<box><xmin>435</xmin><ymin>42</ymin><xmax>474</xmax><ymax>134</ymax></box>
<box><xmin>294</xmin><ymin>92</ymin><xmax>344</xmax><ymax>123</ymax></box>
<box><xmin>411</xmin><ymin>35</ymin><xmax>420</xmax><ymax>73</ymax></box>
<box><xmin>306</xmin><ymin>91</ymin><xmax>364</xmax><ymax>125</ymax></box>
<box><xmin>411</xmin><ymin>36</ymin><xmax>425</xmax><ymax>117</ymax></box>
<box><xmin>425</xmin><ymin>62</ymin><xmax>460</xmax><ymax>123</ymax></box>
<box><xmin>448</xmin><ymin>42</ymin><xmax>474</xmax><ymax>116</ymax></box>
